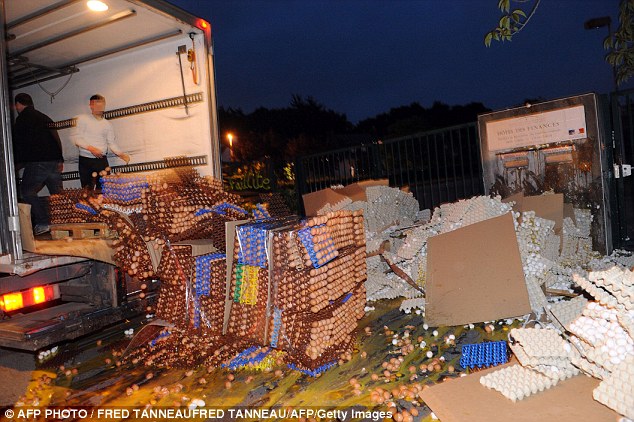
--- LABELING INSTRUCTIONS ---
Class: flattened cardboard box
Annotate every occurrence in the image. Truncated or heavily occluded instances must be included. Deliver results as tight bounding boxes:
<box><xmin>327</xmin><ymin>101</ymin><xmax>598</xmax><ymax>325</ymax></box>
<box><xmin>302</xmin><ymin>188</ymin><xmax>348</xmax><ymax>217</ymax></box>
<box><xmin>425</xmin><ymin>213</ymin><xmax>531</xmax><ymax>326</ymax></box>
<box><xmin>302</xmin><ymin>179</ymin><xmax>389</xmax><ymax>216</ymax></box>
<box><xmin>223</xmin><ymin>219</ymin><xmax>250</xmax><ymax>334</ymax></box>
<box><xmin>520</xmin><ymin>193</ymin><xmax>564</xmax><ymax>232</ymax></box>
<box><xmin>334</xmin><ymin>178</ymin><xmax>389</xmax><ymax>202</ymax></box>
<box><xmin>420</xmin><ymin>363</ymin><xmax>619</xmax><ymax>422</ymax></box>
<box><xmin>503</xmin><ymin>192</ymin><xmax>564</xmax><ymax>232</ymax></box>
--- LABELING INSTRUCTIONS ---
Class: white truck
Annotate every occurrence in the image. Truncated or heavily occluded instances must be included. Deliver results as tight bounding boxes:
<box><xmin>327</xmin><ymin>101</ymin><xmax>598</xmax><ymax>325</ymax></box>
<box><xmin>0</xmin><ymin>0</ymin><xmax>222</xmax><ymax>350</ymax></box>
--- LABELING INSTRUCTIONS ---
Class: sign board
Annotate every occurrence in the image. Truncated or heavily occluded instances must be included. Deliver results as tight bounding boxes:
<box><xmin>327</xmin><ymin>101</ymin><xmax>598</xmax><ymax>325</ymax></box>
<box><xmin>478</xmin><ymin>93</ymin><xmax>612</xmax><ymax>255</ymax></box>
<box><xmin>486</xmin><ymin>105</ymin><xmax>587</xmax><ymax>152</ymax></box>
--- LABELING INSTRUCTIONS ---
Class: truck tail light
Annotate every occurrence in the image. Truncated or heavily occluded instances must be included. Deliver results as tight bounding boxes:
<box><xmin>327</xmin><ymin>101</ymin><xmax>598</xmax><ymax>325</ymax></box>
<box><xmin>32</xmin><ymin>287</ymin><xmax>47</xmax><ymax>304</ymax></box>
<box><xmin>1</xmin><ymin>292</ymin><xmax>23</xmax><ymax>312</ymax></box>
<box><xmin>0</xmin><ymin>285</ymin><xmax>60</xmax><ymax>312</ymax></box>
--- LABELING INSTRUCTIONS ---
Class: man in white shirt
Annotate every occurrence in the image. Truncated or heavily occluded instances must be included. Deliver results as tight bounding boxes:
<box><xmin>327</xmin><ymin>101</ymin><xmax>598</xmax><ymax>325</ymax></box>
<box><xmin>71</xmin><ymin>94</ymin><xmax>130</xmax><ymax>189</ymax></box>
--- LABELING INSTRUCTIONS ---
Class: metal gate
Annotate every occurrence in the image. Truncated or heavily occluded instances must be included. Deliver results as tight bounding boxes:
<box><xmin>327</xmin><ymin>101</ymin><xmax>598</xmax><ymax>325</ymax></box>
<box><xmin>296</xmin><ymin>96</ymin><xmax>634</xmax><ymax>252</ymax></box>
<box><xmin>610</xmin><ymin>89</ymin><xmax>634</xmax><ymax>250</ymax></box>
<box><xmin>295</xmin><ymin>123</ymin><xmax>483</xmax><ymax>212</ymax></box>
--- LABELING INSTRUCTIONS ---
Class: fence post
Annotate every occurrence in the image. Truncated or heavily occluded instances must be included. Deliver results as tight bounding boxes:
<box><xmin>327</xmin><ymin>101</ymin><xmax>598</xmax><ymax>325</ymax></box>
<box><xmin>294</xmin><ymin>157</ymin><xmax>306</xmax><ymax>216</ymax></box>
<box><xmin>266</xmin><ymin>157</ymin><xmax>277</xmax><ymax>192</ymax></box>
<box><xmin>370</xmin><ymin>143</ymin><xmax>382</xmax><ymax>180</ymax></box>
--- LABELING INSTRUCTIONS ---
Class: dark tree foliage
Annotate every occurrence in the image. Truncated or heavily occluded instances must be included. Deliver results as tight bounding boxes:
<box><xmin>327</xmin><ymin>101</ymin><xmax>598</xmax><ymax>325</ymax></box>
<box><xmin>486</xmin><ymin>0</ymin><xmax>634</xmax><ymax>86</ymax></box>
<box><xmin>218</xmin><ymin>97</ymin><xmax>489</xmax><ymax>163</ymax></box>
<box><xmin>355</xmin><ymin>101</ymin><xmax>490</xmax><ymax>139</ymax></box>
<box><xmin>219</xmin><ymin>95</ymin><xmax>352</xmax><ymax>163</ymax></box>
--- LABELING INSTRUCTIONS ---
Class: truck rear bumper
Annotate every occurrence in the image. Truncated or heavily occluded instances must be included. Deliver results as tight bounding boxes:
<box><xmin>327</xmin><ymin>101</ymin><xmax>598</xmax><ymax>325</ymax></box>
<box><xmin>0</xmin><ymin>296</ymin><xmax>153</xmax><ymax>351</ymax></box>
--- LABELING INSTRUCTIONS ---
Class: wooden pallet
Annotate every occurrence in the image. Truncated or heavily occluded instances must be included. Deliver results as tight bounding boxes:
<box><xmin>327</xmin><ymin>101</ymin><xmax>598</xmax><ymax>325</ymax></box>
<box><xmin>50</xmin><ymin>223</ymin><xmax>111</xmax><ymax>240</ymax></box>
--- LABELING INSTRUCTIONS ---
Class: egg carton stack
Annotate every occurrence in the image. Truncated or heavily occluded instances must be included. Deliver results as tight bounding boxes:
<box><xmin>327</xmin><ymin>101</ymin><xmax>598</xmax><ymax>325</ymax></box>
<box><xmin>138</xmin><ymin>176</ymin><xmax>248</xmax><ymax>245</ymax></box>
<box><xmin>593</xmin><ymin>354</ymin><xmax>634</xmax><ymax>418</ymax></box>
<box><xmin>131</xmin><ymin>245</ymin><xmax>233</xmax><ymax>368</ymax></box>
<box><xmin>101</xmin><ymin>170</ymin><xmax>247</xmax><ymax>283</ymax></box>
<box><xmin>106</xmin><ymin>210</ymin><xmax>156</xmax><ymax>279</ymax></box>
<box><xmin>315</xmin><ymin>197</ymin><xmax>353</xmax><ymax>216</ymax></box>
<box><xmin>479</xmin><ymin>364</ymin><xmax>561</xmax><ymax>402</ymax></box>
<box><xmin>560</xmin><ymin>208</ymin><xmax>595</xmax><ymax>266</ymax></box>
<box><xmin>399</xmin><ymin>297</ymin><xmax>426</xmax><ymax>314</ymax></box>
<box><xmin>225</xmin><ymin>220</ymin><xmax>283</xmax><ymax>343</ymax></box>
<box><xmin>276</xmin><ymin>283</ymin><xmax>365</xmax><ymax>372</ymax></box>
<box><xmin>485</xmin><ymin>255</ymin><xmax>634</xmax><ymax>411</ymax></box>
<box><xmin>313</xmin><ymin>189</ymin><xmax>600</xmax><ymax>312</ymax></box>
<box><xmin>49</xmin><ymin>188</ymin><xmax>107</xmax><ymax>224</ymax></box>
<box><xmin>569</xmin><ymin>304</ymin><xmax>631</xmax><ymax>371</ymax></box>
<box><xmin>93</xmin><ymin>168</ymin><xmax>252</xmax><ymax>368</ymax></box>
<box><xmin>514</xmin><ymin>212</ymin><xmax>558</xmax><ymax>315</ymax></box>
<box><xmin>514</xmin><ymin>211</ymin><xmax>558</xmax><ymax>257</ymax></box>
<box><xmin>377</xmin><ymin>196</ymin><xmax>513</xmax><ymax>302</ymax></box>
<box><xmin>100</xmin><ymin>174</ymin><xmax>149</xmax><ymax>214</ymax></box>
<box><xmin>193</xmin><ymin>253</ymin><xmax>227</xmax><ymax>335</ymax></box>
<box><xmin>365</xmin><ymin>254</ymin><xmax>423</xmax><ymax>301</ymax></box>
<box><xmin>383</xmin><ymin>221</ymin><xmax>447</xmax><ymax>294</ymax></box>
<box><xmin>607</xmin><ymin>251</ymin><xmax>634</xmax><ymax>269</ymax></box>
<box><xmin>316</xmin><ymin>185</ymin><xmax>418</xmax><ymax>235</ymax></box>
<box><xmin>312</xmin><ymin>185</ymin><xmax>425</xmax><ymax>302</ymax></box>
<box><xmin>432</xmin><ymin>195</ymin><xmax>514</xmax><ymax>232</ymax></box>
<box><xmin>565</xmin><ymin>266</ymin><xmax>634</xmax><ymax>419</ymax></box>
<box><xmin>573</xmin><ymin>267</ymin><xmax>633</xmax><ymax>314</ymax></box>
<box><xmin>365</xmin><ymin>196</ymin><xmax>511</xmax><ymax>302</ymax></box>
<box><xmin>480</xmin><ymin>327</ymin><xmax>579</xmax><ymax>402</ymax></box>
<box><xmin>258</xmin><ymin>192</ymin><xmax>293</xmax><ymax>218</ymax></box>
<box><xmin>509</xmin><ymin>327</ymin><xmax>580</xmax><ymax>380</ymax></box>
<box><xmin>363</xmin><ymin>185</ymin><xmax>419</xmax><ymax>233</ymax></box>
<box><xmin>396</xmin><ymin>221</ymin><xmax>437</xmax><ymax>262</ymax></box>
<box><xmin>154</xmin><ymin>245</ymin><xmax>196</xmax><ymax>329</ymax></box>
<box><xmin>547</xmin><ymin>295</ymin><xmax>588</xmax><ymax>332</ymax></box>
<box><xmin>224</xmin><ymin>211</ymin><xmax>367</xmax><ymax>372</ymax></box>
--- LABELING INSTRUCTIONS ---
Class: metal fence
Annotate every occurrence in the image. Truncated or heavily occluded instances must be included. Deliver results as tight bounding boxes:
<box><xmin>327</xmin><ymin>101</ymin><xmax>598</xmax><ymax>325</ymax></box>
<box><xmin>295</xmin><ymin>123</ymin><xmax>484</xmax><ymax>211</ymax></box>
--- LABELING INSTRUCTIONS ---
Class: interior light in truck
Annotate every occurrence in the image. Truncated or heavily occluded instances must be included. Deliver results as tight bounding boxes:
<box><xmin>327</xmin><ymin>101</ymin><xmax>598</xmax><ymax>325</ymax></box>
<box><xmin>87</xmin><ymin>1</ymin><xmax>109</xmax><ymax>12</ymax></box>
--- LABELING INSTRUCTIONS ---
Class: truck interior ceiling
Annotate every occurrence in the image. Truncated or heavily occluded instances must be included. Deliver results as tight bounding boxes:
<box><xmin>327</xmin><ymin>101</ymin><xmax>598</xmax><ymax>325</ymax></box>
<box><xmin>5</xmin><ymin>0</ymin><xmax>200</xmax><ymax>90</ymax></box>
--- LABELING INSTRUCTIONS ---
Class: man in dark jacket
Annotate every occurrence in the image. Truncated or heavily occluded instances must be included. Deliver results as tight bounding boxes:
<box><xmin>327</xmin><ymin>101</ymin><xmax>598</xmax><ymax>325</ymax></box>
<box><xmin>13</xmin><ymin>93</ymin><xmax>64</xmax><ymax>235</ymax></box>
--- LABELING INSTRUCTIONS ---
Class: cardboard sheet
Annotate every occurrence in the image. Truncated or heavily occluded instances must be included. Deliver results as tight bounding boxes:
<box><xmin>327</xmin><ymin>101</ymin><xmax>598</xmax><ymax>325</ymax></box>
<box><xmin>420</xmin><ymin>364</ymin><xmax>619</xmax><ymax>422</ymax></box>
<box><xmin>334</xmin><ymin>179</ymin><xmax>389</xmax><ymax>202</ymax></box>
<box><xmin>223</xmin><ymin>219</ymin><xmax>250</xmax><ymax>334</ymax></box>
<box><xmin>505</xmin><ymin>192</ymin><xmax>564</xmax><ymax>232</ymax></box>
<box><xmin>302</xmin><ymin>179</ymin><xmax>389</xmax><ymax>216</ymax></box>
<box><xmin>425</xmin><ymin>213</ymin><xmax>531</xmax><ymax>326</ymax></box>
<box><xmin>520</xmin><ymin>193</ymin><xmax>564</xmax><ymax>232</ymax></box>
<box><xmin>172</xmin><ymin>239</ymin><xmax>217</xmax><ymax>257</ymax></box>
<box><xmin>30</xmin><ymin>238</ymin><xmax>116</xmax><ymax>264</ymax></box>
<box><xmin>302</xmin><ymin>188</ymin><xmax>348</xmax><ymax>217</ymax></box>
<box><xmin>563</xmin><ymin>202</ymin><xmax>576</xmax><ymax>225</ymax></box>
<box><xmin>501</xmin><ymin>191</ymin><xmax>524</xmax><ymax>206</ymax></box>
<box><xmin>333</xmin><ymin>184</ymin><xmax>367</xmax><ymax>202</ymax></box>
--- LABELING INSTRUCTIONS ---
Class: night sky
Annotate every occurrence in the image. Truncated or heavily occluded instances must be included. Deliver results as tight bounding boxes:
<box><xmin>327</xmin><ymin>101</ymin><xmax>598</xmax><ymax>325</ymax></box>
<box><xmin>167</xmin><ymin>0</ymin><xmax>627</xmax><ymax>123</ymax></box>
